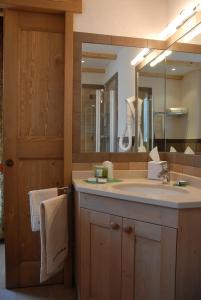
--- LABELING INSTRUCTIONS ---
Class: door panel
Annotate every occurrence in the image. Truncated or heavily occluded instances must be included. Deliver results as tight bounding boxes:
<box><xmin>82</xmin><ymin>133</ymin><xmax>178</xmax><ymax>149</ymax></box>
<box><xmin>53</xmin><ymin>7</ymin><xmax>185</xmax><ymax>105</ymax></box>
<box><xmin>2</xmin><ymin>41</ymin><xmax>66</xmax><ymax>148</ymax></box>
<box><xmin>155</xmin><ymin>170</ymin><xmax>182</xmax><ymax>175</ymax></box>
<box><xmin>80</xmin><ymin>209</ymin><xmax>122</xmax><ymax>300</ymax></box>
<box><xmin>121</xmin><ymin>218</ymin><xmax>177</xmax><ymax>300</ymax></box>
<box><xmin>4</xmin><ymin>10</ymin><xmax>66</xmax><ymax>288</ymax></box>
<box><xmin>19</xmin><ymin>30</ymin><xmax>64</xmax><ymax>138</ymax></box>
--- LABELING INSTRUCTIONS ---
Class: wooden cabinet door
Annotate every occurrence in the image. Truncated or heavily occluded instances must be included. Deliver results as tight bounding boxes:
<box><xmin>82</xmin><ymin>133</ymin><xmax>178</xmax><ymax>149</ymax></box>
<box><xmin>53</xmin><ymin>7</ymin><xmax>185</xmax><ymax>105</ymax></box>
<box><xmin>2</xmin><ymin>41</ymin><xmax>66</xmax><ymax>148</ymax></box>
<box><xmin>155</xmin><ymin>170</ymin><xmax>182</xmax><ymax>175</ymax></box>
<box><xmin>80</xmin><ymin>209</ymin><xmax>122</xmax><ymax>300</ymax></box>
<box><xmin>3</xmin><ymin>9</ymin><xmax>73</xmax><ymax>288</ymax></box>
<box><xmin>121</xmin><ymin>218</ymin><xmax>177</xmax><ymax>300</ymax></box>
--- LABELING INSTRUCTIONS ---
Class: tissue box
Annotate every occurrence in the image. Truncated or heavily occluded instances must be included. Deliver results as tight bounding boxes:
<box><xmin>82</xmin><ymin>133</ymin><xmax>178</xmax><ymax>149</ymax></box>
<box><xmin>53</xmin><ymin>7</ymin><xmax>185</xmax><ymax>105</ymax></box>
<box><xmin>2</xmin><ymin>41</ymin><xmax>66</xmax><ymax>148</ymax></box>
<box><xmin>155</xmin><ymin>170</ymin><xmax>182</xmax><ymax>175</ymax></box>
<box><xmin>148</xmin><ymin>161</ymin><xmax>167</xmax><ymax>180</ymax></box>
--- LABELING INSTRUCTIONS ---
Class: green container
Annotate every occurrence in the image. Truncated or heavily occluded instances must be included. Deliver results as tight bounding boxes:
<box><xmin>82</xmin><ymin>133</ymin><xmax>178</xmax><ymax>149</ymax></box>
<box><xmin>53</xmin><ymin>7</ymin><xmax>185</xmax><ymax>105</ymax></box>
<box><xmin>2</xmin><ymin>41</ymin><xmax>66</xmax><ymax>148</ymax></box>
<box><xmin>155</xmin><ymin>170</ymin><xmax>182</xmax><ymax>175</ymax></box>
<box><xmin>94</xmin><ymin>165</ymin><xmax>108</xmax><ymax>178</ymax></box>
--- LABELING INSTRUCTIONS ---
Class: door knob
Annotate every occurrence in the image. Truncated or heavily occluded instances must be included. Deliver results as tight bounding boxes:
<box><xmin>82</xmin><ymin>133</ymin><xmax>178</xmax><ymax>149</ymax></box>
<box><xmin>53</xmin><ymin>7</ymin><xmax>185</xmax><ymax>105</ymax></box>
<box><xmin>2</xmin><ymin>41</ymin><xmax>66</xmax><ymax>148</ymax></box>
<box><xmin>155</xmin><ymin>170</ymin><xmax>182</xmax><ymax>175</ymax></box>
<box><xmin>110</xmin><ymin>222</ymin><xmax>120</xmax><ymax>230</ymax></box>
<box><xmin>5</xmin><ymin>159</ymin><xmax>14</xmax><ymax>167</ymax></box>
<box><xmin>123</xmin><ymin>226</ymin><xmax>133</xmax><ymax>234</ymax></box>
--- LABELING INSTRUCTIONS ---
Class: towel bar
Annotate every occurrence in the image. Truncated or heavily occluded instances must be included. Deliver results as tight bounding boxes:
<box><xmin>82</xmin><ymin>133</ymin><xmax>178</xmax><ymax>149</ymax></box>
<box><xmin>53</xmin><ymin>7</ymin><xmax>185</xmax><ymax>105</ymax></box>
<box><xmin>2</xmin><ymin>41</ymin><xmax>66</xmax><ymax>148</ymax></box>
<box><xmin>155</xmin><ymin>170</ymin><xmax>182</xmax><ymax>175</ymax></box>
<box><xmin>57</xmin><ymin>186</ymin><xmax>72</xmax><ymax>195</ymax></box>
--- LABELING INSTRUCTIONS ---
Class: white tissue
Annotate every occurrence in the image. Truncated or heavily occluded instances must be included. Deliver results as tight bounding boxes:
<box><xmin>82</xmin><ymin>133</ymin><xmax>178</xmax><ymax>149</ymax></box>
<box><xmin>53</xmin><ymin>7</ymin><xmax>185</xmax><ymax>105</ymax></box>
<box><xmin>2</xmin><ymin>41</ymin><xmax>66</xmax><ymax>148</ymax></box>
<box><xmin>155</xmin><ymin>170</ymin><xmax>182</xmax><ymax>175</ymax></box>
<box><xmin>149</xmin><ymin>146</ymin><xmax>160</xmax><ymax>162</ymax></box>
<box><xmin>170</xmin><ymin>146</ymin><xmax>177</xmax><ymax>153</ymax></box>
<box><xmin>138</xmin><ymin>145</ymin><xmax>147</xmax><ymax>152</ymax></box>
<box><xmin>184</xmin><ymin>146</ymin><xmax>195</xmax><ymax>155</ymax></box>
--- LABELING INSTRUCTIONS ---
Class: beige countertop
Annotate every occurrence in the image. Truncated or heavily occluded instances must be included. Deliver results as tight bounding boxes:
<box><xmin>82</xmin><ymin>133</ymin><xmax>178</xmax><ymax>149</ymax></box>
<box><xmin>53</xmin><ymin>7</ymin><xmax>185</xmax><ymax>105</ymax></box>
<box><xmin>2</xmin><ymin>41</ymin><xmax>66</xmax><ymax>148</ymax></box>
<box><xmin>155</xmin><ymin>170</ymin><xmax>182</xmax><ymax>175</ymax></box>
<box><xmin>73</xmin><ymin>176</ymin><xmax>201</xmax><ymax>209</ymax></box>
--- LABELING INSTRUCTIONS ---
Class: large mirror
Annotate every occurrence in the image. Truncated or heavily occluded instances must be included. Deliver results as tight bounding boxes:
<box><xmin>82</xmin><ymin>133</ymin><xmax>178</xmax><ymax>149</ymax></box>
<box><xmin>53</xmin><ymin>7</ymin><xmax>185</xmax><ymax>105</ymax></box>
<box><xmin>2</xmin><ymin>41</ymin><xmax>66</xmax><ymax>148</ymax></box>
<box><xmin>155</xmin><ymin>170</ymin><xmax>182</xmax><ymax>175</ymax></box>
<box><xmin>137</xmin><ymin>24</ymin><xmax>201</xmax><ymax>154</ymax></box>
<box><xmin>165</xmin><ymin>49</ymin><xmax>201</xmax><ymax>153</ymax></box>
<box><xmin>138</xmin><ymin>60</ymin><xmax>166</xmax><ymax>152</ymax></box>
<box><xmin>80</xmin><ymin>43</ymin><xmax>148</xmax><ymax>153</ymax></box>
<box><xmin>75</xmin><ymin>15</ymin><xmax>201</xmax><ymax>158</ymax></box>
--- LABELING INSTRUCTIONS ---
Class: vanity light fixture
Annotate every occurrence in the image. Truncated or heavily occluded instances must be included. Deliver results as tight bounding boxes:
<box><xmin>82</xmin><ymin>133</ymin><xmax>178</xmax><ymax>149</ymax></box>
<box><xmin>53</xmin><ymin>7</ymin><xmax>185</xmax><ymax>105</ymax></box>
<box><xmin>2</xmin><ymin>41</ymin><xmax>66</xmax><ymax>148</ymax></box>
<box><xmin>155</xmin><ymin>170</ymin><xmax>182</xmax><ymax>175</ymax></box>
<box><xmin>172</xmin><ymin>68</ymin><xmax>176</xmax><ymax>71</ymax></box>
<box><xmin>150</xmin><ymin>50</ymin><xmax>172</xmax><ymax>68</ymax></box>
<box><xmin>130</xmin><ymin>48</ymin><xmax>150</xmax><ymax>66</ymax></box>
<box><xmin>131</xmin><ymin>2</ymin><xmax>200</xmax><ymax>68</ymax></box>
<box><xmin>158</xmin><ymin>3</ymin><xmax>200</xmax><ymax>40</ymax></box>
<box><xmin>181</xmin><ymin>23</ymin><xmax>201</xmax><ymax>42</ymax></box>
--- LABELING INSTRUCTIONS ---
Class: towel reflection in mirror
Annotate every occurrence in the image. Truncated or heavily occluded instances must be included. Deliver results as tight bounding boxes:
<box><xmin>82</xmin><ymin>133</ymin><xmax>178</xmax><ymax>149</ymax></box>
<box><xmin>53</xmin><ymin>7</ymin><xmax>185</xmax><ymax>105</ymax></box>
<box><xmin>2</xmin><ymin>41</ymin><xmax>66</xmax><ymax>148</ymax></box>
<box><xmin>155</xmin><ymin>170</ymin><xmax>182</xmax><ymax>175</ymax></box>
<box><xmin>119</xmin><ymin>97</ymin><xmax>146</xmax><ymax>152</ymax></box>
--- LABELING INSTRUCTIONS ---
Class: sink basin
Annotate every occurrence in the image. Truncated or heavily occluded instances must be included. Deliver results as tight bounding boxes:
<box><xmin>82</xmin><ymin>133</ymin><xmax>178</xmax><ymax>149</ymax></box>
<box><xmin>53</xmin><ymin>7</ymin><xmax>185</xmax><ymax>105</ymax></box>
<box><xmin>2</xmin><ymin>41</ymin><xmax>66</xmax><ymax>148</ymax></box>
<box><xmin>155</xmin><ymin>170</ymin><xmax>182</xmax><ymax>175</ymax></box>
<box><xmin>113</xmin><ymin>183</ymin><xmax>188</xmax><ymax>197</ymax></box>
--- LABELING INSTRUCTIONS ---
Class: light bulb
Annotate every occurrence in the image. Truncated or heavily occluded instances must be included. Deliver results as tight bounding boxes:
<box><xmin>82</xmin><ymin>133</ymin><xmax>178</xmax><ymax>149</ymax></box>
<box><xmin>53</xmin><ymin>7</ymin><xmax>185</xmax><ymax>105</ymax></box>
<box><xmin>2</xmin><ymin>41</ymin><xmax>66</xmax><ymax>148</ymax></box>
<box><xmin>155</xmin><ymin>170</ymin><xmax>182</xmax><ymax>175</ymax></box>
<box><xmin>130</xmin><ymin>48</ymin><xmax>150</xmax><ymax>66</ymax></box>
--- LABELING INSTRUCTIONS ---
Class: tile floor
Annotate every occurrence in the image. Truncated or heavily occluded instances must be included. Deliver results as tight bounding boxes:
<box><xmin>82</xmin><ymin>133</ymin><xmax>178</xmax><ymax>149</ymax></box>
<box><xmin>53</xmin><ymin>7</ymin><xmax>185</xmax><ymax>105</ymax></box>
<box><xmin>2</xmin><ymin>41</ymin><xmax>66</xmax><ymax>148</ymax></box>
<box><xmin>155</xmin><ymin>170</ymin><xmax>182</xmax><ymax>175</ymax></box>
<box><xmin>0</xmin><ymin>243</ymin><xmax>77</xmax><ymax>300</ymax></box>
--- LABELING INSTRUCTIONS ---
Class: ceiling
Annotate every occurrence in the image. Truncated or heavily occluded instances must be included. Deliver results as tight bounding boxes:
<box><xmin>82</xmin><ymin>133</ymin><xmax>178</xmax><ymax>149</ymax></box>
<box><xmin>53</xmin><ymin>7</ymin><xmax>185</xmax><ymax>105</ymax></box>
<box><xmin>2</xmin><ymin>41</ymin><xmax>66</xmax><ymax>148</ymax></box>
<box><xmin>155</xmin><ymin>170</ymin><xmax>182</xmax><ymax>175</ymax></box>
<box><xmin>82</xmin><ymin>43</ymin><xmax>123</xmax><ymax>69</ymax></box>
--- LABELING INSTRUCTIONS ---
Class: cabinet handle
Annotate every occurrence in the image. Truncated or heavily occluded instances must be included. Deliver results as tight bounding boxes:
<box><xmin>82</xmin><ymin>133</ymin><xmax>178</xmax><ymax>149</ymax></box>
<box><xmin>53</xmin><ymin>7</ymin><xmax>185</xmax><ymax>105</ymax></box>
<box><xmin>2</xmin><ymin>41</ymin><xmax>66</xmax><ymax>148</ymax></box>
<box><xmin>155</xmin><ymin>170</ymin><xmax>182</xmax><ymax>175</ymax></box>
<box><xmin>123</xmin><ymin>226</ymin><xmax>133</xmax><ymax>234</ymax></box>
<box><xmin>110</xmin><ymin>222</ymin><xmax>120</xmax><ymax>230</ymax></box>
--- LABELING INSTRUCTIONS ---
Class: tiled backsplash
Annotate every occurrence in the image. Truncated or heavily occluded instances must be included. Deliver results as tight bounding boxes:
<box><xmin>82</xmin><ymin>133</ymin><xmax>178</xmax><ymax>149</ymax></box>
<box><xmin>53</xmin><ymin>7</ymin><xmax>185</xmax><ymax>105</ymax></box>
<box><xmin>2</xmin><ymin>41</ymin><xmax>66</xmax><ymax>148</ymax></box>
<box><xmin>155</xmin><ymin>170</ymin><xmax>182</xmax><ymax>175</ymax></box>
<box><xmin>72</xmin><ymin>162</ymin><xmax>148</xmax><ymax>171</ymax></box>
<box><xmin>73</xmin><ymin>161</ymin><xmax>201</xmax><ymax>178</ymax></box>
<box><xmin>170</xmin><ymin>163</ymin><xmax>201</xmax><ymax>177</ymax></box>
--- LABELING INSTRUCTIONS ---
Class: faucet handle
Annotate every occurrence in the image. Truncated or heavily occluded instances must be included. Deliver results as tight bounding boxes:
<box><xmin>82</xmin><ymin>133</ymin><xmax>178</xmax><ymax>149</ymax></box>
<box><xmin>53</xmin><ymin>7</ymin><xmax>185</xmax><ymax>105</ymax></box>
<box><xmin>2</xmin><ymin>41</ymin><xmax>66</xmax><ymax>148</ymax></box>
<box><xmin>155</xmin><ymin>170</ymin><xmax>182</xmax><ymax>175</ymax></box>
<box><xmin>158</xmin><ymin>163</ymin><xmax>170</xmax><ymax>183</ymax></box>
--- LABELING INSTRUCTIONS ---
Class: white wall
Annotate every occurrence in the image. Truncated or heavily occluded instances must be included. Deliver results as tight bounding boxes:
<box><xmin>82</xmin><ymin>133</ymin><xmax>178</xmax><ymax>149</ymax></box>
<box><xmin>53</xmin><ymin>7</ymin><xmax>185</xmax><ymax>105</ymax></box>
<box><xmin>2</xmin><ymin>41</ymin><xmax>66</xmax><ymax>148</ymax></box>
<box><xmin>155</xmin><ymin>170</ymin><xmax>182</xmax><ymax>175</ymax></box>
<box><xmin>181</xmin><ymin>70</ymin><xmax>201</xmax><ymax>138</ymax></box>
<box><xmin>139</xmin><ymin>76</ymin><xmax>187</xmax><ymax>139</ymax></box>
<box><xmin>82</xmin><ymin>72</ymin><xmax>105</xmax><ymax>85</ymax></box>
<box><xmin>104</xmin><ymin>47</ymin><xmax>139</xmax><ymax>136</ymax></box>
<box><xmin>140</xmin><ymin>70</ymin><xmax>201</xmax><ymax>140</ymax></box>
<box><xmin>74</xmin><ymin>0</ymin><xmax>168</xmax><ymax>39</ymax></box>
<box><xmin>139</xmin><ymin>76</ymin><xmax>166</xmax><ymax>112</ymax></box>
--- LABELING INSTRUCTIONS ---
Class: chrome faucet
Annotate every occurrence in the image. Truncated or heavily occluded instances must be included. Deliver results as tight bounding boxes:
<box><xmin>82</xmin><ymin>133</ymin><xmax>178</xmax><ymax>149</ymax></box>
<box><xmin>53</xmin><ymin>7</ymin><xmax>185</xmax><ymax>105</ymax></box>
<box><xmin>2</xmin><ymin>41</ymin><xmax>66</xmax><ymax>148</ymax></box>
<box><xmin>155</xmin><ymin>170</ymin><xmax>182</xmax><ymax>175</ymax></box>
<box><xmin>158</xmin><ymin>164</ymin><xmax>170</xmax><ymax>184</ymax></box>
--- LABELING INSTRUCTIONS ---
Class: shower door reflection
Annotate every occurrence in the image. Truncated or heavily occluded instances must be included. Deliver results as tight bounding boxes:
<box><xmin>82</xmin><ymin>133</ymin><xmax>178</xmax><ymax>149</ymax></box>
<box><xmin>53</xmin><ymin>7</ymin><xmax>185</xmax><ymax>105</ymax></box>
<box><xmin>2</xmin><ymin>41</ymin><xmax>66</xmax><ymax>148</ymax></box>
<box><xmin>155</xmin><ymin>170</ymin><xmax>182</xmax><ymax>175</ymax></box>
<box><xmin>81</xmin><ymin>85</ymin><xmax>118</xmax><ymax>152</ymax></box>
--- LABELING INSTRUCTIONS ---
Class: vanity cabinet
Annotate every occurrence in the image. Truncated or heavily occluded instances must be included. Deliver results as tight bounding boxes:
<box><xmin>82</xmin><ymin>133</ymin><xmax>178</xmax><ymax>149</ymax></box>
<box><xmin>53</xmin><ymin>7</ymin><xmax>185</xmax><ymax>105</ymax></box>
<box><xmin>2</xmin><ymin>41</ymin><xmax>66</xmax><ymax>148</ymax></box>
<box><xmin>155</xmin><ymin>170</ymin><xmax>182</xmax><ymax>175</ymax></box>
<box><xmin>75</xmin><ymin>192</ymin><xmax>201</xmax><ymax>300</ymax></box>
<box><xmin>121</xmin><ymin>218</ymin><xmax>176</xmax><ymax>300</ymax></box>
<box><xmin>79</xmin><ymin>201</ymin><xmax>176</xmax><ymax>300</ymax></box>
<box><xmin>81</xmin><ymin>209</ymin><xmax>122</xmax><ymax>300</ymax></box>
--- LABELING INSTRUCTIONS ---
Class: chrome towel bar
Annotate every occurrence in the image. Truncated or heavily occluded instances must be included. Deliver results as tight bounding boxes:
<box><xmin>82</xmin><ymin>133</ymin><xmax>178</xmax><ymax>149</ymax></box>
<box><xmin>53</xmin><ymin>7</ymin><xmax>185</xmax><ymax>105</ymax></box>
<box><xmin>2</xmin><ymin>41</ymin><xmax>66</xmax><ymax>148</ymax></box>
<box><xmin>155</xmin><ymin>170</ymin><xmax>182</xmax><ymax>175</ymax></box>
<box><xmin>57</xmin><ymin>186</ymin><xmax>72</xmax><ymax>195</ymax></box>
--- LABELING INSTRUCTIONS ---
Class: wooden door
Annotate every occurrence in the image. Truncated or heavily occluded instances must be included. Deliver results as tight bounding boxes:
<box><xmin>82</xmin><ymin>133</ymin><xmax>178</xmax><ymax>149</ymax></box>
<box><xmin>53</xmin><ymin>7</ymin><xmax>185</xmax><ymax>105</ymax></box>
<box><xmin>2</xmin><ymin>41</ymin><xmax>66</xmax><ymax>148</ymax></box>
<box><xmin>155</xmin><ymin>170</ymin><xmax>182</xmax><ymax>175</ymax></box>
<box><xmin>121</xmin><ymin>218</ymin><xmax>177</xmax><ymax>300</ymax></box>
<box><xmin>80</xmin><ymin>209</ymin><xmax>122</xmax><ymax>300</ymax></box>
<box><xmin>3</xmin><ymin>10</ymin><xmax>72</xmax><ymax>288</ymax></box>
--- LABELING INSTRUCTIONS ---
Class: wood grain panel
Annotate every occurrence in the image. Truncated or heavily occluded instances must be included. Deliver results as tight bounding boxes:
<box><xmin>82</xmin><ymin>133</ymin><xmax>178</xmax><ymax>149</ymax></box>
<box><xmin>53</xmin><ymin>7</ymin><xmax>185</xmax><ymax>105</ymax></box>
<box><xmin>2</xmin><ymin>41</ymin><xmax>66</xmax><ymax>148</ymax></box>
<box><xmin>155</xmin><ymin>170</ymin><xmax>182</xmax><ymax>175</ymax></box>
<box><xmin>19</xmin><ymin>261</ymin><xmax>63</xmax><ymax>287</ymax></box>
<box><xmin>176</xmin><ymin>208</ymin><xmax>201</xmax><ymax>300</ymax></box>
<box><xmin>64</xmin><ymin>12</ymin><xmax>73</xmax><ymax>184</ymax></box>
<box><xmin>82</xmin><ymin>51</ymin><xmax>117</xmax><ymax>60</ymax></box>
<box><xmin>0</xmin><ymin>0</ymin><xmax>82</xmax><ymax>13</ymax></box>
<box><xmin>17</xmin><ymin>138</ymin><xmax>64</xmax><ymax>159</ymax></box>
<box><xmin>121</xmin><ymin>218</ymin><xmax>135</xmax><ymax>300</ymax></box>
<box><xmin>19</xmin><ymin>30</ymin><xmax>64</xmax><ymax>138</ymax></box>
<box><xmin>121</xmin><ymin>219</ymin><xmax>176</xmax><ymax>300</ymax></box>
<box><xmin>4</xmin><ymin>10</ymin><xmax>69</xmax><ymax>288</ymax></box>
<box><xmin>80</xmin><ymin>209</ymin><xmax>122</xmax><ymax>300</ymax></box>
<box><xmin>135</xmin><ymin>237</ymin><xmax>161</xmax><ymax>300</ymax></box>
<box><xmin>4</xmin><ymin>10</ymin><xmax>20</xmax><ymax>288</ymax></box>
<box><xmin>80</xmin><ymin>193</ymin><xmax>179</xmax><ymax>228</ymax></box>
<box><xmin>19</xmin><ymin>11</ymin><xmax>65</xmax><ymax>33</ymax></box>
<box><xmin>160</xmin><ymin>227</ymin><xmax>177</xmax><ymax>300</ymax></box>
<box><xmin>171</xmin><ymin>42</ymin><xmax>201</xmax><ymax>54</ymax></box>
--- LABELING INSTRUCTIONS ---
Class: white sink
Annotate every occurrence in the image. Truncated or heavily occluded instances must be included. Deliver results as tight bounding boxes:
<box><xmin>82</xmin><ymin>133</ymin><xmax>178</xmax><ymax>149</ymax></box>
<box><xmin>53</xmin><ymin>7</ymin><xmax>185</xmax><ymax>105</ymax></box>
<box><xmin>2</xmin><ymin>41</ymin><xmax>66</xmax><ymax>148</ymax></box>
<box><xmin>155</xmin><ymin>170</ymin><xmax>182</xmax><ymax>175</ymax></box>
<box><xmin>113</xmin><ymin>182</ymin><xmax>189</xmax><ymax>197</ymax></box>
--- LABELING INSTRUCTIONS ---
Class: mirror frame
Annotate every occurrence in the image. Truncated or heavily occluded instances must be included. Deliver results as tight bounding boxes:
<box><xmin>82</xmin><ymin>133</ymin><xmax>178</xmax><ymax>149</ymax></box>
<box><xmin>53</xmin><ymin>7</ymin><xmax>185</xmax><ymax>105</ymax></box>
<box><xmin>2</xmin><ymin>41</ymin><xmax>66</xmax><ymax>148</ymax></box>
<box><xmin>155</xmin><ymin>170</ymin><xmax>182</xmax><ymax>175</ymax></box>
<box><xmin>73</xmin><ymin>11</ymin><xmax>201</xmax><ymax>163</ymax></box>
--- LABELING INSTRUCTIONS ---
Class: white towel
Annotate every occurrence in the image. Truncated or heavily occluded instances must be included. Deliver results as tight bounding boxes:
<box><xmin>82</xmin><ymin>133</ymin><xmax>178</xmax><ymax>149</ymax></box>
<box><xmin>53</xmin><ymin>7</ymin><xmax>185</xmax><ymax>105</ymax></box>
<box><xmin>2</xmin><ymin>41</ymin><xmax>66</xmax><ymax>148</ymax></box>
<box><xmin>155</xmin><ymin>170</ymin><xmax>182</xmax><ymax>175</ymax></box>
<box><xmin>184</xmin><ymin>146</ymin><xmax>195</xmax><ymax>155</ymax></box>
<box><xmin>29</xmin><ymin>188</ymin><xmax>57</xmax><ymax>232</ymax></box>
<box><xmin>170</xmin><ymin>146</ymin><xmax>177</xmax><ymax>152</ymax></box>
<box><xmin>40</xmin><ymin>195</ymin><xmax>68</xmax><ymax>283</ymax></box>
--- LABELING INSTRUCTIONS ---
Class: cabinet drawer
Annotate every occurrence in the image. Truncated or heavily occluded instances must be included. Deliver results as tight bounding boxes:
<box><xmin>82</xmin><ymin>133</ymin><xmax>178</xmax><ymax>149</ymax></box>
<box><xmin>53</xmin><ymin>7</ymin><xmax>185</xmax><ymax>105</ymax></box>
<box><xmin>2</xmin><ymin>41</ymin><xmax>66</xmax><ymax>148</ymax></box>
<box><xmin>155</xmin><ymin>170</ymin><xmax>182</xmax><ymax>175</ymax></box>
<box><xmin>80</xmin><ymin>192</ymin><xmax>179</xmax><ymax>228</ymax></box>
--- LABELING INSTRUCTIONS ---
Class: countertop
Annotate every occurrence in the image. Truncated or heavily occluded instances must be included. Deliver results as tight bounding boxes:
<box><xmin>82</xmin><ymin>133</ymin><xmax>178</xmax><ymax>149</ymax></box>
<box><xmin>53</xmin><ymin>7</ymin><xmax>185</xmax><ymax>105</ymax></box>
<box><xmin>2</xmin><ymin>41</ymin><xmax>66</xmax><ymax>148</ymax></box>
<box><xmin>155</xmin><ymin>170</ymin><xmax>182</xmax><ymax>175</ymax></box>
<box><xmin>73</xmin><ymin>177</ymin><xmax>201</xmax><ymax>209</ymax></box>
